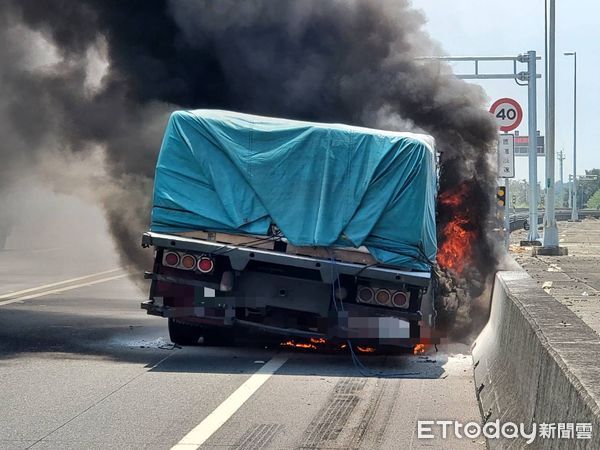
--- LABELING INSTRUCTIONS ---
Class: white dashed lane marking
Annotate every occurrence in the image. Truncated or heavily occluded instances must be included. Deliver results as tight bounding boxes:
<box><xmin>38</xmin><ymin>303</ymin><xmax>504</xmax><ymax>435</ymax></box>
<box><xmin>0</xmin><ymin>269</ymin><xmax>126</xmax><ymax>306</ymax></box>
<box><xmin>171</xmin><ymin>355</ymin><xmax>288</xmax><ymax>450</ymax></box>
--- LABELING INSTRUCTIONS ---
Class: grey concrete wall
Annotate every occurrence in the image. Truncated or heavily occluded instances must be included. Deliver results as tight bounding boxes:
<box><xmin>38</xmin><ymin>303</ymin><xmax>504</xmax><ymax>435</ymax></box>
<box><xmin>473</xmin><ymin>270</ymin><xmax>600</xmax><ymax>449</ymax></box>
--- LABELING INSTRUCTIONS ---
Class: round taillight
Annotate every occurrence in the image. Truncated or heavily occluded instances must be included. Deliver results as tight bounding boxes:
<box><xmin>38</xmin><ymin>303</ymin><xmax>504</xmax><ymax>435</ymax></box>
<box><xmin>357</xmin><ymin>287</ymin><xmax>374</xmax><ymax>303</ymax></box>
<box><xmin>197</xmin><ymin>257</ymin><xmax>214</xmax><ymax>273</ymax></box>
<box><xmin>392</xmin><ymin>291</ymin><xmax>409</xmax><ymax>308</ymax></box>
<box><xmin>375</xmin><ymin>289</ymin><xmax>391</xmax><ymax>305</ymax></box>
<box><xmin>164</xmin><ymin>252</ymin><xmax>179</xmax><ymax>267</ymax></box>
<box><xmin>181</xmin><ymin>254</ymin><xmax>196</xmax><ymax>270</ymax></box>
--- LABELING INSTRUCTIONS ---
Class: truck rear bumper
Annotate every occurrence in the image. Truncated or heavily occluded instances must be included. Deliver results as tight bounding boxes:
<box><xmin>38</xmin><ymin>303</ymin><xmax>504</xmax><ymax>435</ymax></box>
<box><xmin>141</xmin><ymin>299</ymin><xmax>418</xmax><ymax>342</ymax></box>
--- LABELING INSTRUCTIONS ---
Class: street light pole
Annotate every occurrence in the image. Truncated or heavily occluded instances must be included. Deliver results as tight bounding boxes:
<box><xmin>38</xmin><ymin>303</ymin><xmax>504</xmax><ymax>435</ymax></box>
<box><xmin>542</xmin><ymin>0</ymin><xmax>559</xmax><ymax>248</ymax></box>
<box><xmin>565</xmin><ymin>51</ymin><xmax>578</xmax><ymax>221</ymax></box>
<box><xmin>527</xmin><ymin>50</ymin><xmax>540</xmax><ymax>241</ymax></box>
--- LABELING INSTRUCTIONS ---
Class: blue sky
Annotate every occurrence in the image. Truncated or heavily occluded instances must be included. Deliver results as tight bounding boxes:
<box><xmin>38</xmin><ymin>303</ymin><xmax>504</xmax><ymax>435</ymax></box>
<box><xmin>412</xmin><ymin>0</ymin><xmax>599</xmax><ymax>180</ymax></box>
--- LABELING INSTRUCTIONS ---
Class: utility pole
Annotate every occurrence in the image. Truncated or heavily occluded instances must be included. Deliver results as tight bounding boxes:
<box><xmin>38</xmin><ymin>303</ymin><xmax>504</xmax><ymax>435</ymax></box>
<box><xmin>542</xmin><ymin>0</ymin><xmax>560</xmax><ymax>250</ymax></box>
<box><xmin>557</xmin><ymin>149</ymin><xmax>565</xmax><ymax>205</ymax></box>
<box><xmin>565</xmin><ymin>51</ymin><xmax>579</xmax><ymax>221</ymax></box>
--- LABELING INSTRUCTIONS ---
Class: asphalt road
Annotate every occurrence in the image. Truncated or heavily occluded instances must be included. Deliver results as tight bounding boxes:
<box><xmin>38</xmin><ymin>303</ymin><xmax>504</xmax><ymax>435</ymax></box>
<box><xmin>0</xmin><ymin>197</ymin><xmax>484</xmax><ymax>449</ymax></box>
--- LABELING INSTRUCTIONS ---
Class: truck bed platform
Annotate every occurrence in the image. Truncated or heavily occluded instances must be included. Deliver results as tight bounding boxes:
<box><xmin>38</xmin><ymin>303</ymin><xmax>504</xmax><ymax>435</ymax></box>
<box><xmin>142</xmin><ymin>231</ymin><xmax>431</xmax><ymax>287</ymax></box>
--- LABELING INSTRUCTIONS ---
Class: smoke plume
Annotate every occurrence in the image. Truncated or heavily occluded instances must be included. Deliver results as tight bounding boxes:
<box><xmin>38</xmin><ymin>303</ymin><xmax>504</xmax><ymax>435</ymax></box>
<box><xmin>0</xmin><ymin>0</ymin><xmax>499</xmax><ymax>334</ymax></box>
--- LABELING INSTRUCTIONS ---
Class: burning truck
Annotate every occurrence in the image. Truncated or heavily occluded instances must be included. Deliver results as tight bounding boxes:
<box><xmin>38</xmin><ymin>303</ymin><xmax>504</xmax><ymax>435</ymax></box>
<box><xmin>141</xmin><ymin>109</ymin><xmax>440</xmax><ymax>348</ymax></box>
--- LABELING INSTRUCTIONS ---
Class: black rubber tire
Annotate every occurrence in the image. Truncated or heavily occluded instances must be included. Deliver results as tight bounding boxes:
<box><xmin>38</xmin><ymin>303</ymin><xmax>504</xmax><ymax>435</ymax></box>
<box><xmin>202</xmin><ymin>327</ymin><xmax>236</xmax><ymax>346</ymax></box>
<box><xmin>168</xmin><ymin>319</ymin><xmax>235</xmax><ymax>346</ymax></box>
<box><xmin>168</xmin><ymin>319</ymin><xmax>202</xmax><ymax>346</ymax></box>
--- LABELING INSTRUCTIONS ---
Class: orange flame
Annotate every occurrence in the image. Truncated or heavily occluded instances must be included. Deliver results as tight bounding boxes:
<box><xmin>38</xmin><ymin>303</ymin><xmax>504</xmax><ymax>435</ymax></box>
<box><xmin>356</xmin><ymin>346</ymin><xmax>376</xmax><ymax>353</ymax></box>
<box><xmin>438</xmin><ymin>183</ymin><xmax>468</xmax><ymax>207</ymax></box>
<box><xmin>437</xmin><ymin>184</ymin><xmax>475</xmax><ymax>275</ymax></box>
<box><xmin>280</xmin><ymin>339</ymin><xmax>317</xmax><ymax>350</ymax></box>
<box><xmin>280</xmin><ymin>337</ymin><xmax>328</xmax><ymax>350</ymax></box>
<box><xmin>280</xmin><ymin>338</ymin><xmax>378</xmax><ymax>353</ymax></box>
<box><xmin>413</xmin><ymin>343</ymin><xmax>428</xmax><ymax>355</ymax></box>
<box><xmin>437</xmin><ymin>218</ymin><xmax>473</xmax><ymax>274</ymax></box>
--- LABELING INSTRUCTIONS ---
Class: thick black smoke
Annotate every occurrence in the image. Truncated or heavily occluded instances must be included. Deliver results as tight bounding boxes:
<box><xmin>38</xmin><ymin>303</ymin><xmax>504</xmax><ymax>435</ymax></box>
<box><xmin>0</xmin><ymin>0</ymin><xmax>499</xmax><ymax>332</ymax></box>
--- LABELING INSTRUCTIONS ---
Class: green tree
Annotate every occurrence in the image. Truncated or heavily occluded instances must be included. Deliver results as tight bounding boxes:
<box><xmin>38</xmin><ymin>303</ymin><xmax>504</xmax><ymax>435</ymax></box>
<box><xmin>581</xmin><ymin>169</ymin><xmax>600</xmax><ymax>206</ymax></box>
<box><xmin>587</xmin><ymin>188</ymin><xmax>600</xmax><ymax>210</ymax></box>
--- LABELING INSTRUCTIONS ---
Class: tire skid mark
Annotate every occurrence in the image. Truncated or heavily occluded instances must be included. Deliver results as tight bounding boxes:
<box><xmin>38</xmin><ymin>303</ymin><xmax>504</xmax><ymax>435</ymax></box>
<box><xmin>351</xmin><ymin>377</ymin><xmax>403</xmax><ymax>449</ymax></box>
<box><xmin>300</xmin><ymin>377</ymin><xmax>366</xmax><ymax>448</ymax></box>
<box><xmin>349</xmin><ymin>378</ymin><xmax>387</xmax><ymax>448</ymax></box>
<box><xmin>233</xmin><ymin>423</ymin><xmax>284</xmax><ymax>450</ymax></box>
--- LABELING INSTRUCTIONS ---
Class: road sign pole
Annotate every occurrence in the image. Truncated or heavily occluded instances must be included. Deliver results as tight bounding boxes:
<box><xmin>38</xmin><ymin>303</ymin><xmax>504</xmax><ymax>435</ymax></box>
<box><xmin>504</xmin><ymin>178</ymin><xmax>510</xmax><ymax>249</ymax></box>
<box><xmin>542</xmin><ymin>0</ymin><xmax>559</xmax><ymax>248</ymax></box>
<box><xmin>496</xmin><ymin>134</ymin><xmax>514</xmax><ymax>250</ymax></box>
<box><xmin>527</xmin><ymin>50</ymin><xmax>539</xmax><ymax>241</ymax></box>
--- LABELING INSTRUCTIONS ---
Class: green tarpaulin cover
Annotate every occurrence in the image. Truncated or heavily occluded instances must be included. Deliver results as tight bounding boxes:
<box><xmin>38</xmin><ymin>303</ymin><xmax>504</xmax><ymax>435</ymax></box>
<box><xmin>151</xmin><ymin>110</ymin><xmax>437</xmax><ymax>271</ymax></box>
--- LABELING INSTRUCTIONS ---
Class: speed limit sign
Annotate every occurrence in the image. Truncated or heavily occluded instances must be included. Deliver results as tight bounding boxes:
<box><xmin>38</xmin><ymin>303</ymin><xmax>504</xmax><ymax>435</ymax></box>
<box><xmin>489</xmin><ymin>98</ymin><xmax>523</xmax><ymax>132</ymax></box>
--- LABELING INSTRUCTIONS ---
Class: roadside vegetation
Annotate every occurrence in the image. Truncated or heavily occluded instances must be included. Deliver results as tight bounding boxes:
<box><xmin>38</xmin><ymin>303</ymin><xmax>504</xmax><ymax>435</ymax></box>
<box><xmin>587</xmin><ymin>188</ymin><xmax>600</xmax><ymax>209</ymax></box>
<box><xmin>507</xmin><ymin>168</ymin><xmax>599</xmax><ymax>209</ymax></box>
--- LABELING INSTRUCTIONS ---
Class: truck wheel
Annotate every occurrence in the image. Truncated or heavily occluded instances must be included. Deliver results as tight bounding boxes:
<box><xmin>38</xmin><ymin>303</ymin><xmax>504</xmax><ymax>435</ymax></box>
<box><xmin>168</xmin><ymin>319</ymin><xmax>202</xmax><ymax>346</ymax></box>
<box><xmin>201</xmin><ymin>327</ymin><xmax>235</xmax><ymax>346</ymax></box>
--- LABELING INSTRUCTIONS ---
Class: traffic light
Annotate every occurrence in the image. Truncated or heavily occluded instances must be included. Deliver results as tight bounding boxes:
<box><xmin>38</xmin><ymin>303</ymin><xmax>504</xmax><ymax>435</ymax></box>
<box><xmin>497</xmin><ymin>186</ymin><xmax>506</xmax><ymax>207</ymax></box>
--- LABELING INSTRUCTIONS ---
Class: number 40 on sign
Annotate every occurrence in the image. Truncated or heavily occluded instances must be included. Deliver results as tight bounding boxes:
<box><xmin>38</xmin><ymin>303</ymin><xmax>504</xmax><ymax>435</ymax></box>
<box><xmin>489</xmin><ymin>98</ymin><xmax>523</xmax><ymax>133</ymax></box>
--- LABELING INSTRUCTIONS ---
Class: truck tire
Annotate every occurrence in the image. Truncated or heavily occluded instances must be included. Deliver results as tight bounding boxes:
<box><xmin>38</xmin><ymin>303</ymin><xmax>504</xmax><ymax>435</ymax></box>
<box><xmin>201</xmin><ymin>327</ymin><xmax>235</xmax><ymax>346</ymax></box>
<box><xmin>168</xmin><ymin>319</ymin><xmax>202</xmax><ymax>346</ymax></box>
<box><xmin>168</xmin><ymin>319</ymin><xmax>235</xmax><ymax>346</ymax></box>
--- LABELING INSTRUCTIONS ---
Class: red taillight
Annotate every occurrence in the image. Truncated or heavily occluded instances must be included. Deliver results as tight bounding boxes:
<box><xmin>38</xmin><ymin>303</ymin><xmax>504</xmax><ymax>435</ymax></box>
<box><xmin>392</xmin><ymin>291</ymin><xmax>409</xmax><ymax>308</ymax></box>
<box><xmin>164</xmin><ymin>251</ymin><xmax>180</xmax><ymax>267</ymax></box>
<box><xmin>357</xmin><ymin>287</ymin><xmax>374</xmax><ymax>303</ymax></box>
<box><xmin>357</xmin><ymin>285</ymin><xmax>408</xmax><ymax>309</ymax></box>
<box><xmin>181</xmin><ymin>254</ymin><xmax>196</xmax><ymax>270</ymax></box>
<box><xmin>197</xmin><ymin>257</ymin><xmax>214</xmax><ymax>273</ymax></box>
<box><xmin>375</xmin><ymin>289</ymin><xmax>391</xmax><ymax>306</ymax></box>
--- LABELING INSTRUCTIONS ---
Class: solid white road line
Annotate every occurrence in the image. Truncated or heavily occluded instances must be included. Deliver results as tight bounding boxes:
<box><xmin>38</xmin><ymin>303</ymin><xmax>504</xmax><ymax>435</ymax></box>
<box><xmin>171</xmin><ymin>355</ymin><xmax>288</xmax><ymax>450</ymax></box>
<box><xmin>0</xmin><ymin>273</ymin><xmax>128</xmax><ymax>306</ymax></box>
<box><xmin>0</xmin><ymin>268</ymin><xmax>122</xmax><ymax>299</ymax></box>
<box><xmin>27</xmin><ymin>247</ymin><xmax>63</xmax><ymax>254</ymax></box>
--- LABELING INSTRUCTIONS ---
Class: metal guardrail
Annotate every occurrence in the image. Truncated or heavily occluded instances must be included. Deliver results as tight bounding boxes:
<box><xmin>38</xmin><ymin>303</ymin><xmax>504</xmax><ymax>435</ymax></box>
<box><xmin>509</xmin><ymin>209</ymin><xmax>600</xmax><ymax>232</ymax></box>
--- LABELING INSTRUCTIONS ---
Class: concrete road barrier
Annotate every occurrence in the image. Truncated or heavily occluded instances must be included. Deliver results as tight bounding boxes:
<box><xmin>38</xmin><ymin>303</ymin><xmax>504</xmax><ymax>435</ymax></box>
<box><xmin>473</xmin><ymin>270</ymin><xmax>600</xmax><ymax>449</ymax></box>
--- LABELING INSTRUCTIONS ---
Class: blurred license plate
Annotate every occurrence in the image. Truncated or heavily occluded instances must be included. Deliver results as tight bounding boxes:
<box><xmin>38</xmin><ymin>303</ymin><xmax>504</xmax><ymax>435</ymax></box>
<box><xmin>346</xmin><ymin>316</ymin><xmax>410</xmax><ymax>339</ymax></box>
